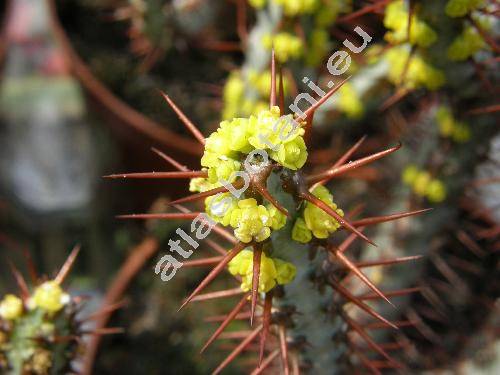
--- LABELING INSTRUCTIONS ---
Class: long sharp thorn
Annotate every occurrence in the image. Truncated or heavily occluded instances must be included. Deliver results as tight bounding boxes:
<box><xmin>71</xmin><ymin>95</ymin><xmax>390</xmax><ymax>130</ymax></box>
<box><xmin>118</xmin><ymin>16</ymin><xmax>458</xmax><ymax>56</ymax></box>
<box><xmin>303</xmin><ymin>76</ymin><xmax>351</xmax><ymax>120</ymax></box>
<box><xmin>251</xmin><ymin>247</ymin><xmax>262</xmax><ymax>326</ymax></box>
<box><xmin>179</xmin><ymin>242</ymin><xmax>246</xmax><ymax>311</ymax></box>
<box><xmin>160</xmin><ymin>92</ymin><xmax>206</xmax><ymax>145</ymax></box>
<box><xmin>278</xmin><ymin>66</ymin><xmax>285</xmax><ymax>112</ymax></box>
<box><xmin>212</xmin><ymin>325</ymin><xmax>263</xmax><ymax>375</ymax></box>
<box><xmin>205</xmin><ymin>312</ymin><xmax>251</xmax><ymax>323</ymax></box>
<box><xmin>363</xmin><ymin>320</ymin><xmax>415</xmax><ymax>330</ymax></box>
<box><xmin>358</xmin><ymin>287</ymin><xmax>421</xmax><ymax>301</ymax></box>
<box><xmin>351</xmin><ymin>208</ymin><xmax>432</xmax><ymax>227</ymax></box>
<box><xmin>335</xmin><ymin>250</ymin><xmax>395</xmax><ymax>307</ymax></box>
<box><xmin>307</xmin><ymin>143</ymin><xmax>402</xmax><ymax>185</ymax></box>
<box><xmin>345</xmin><ymin>315</ymin><xmax>399</xmax><ymax>366</ymax></box>
<box><xmin>104</xmin><ymin>170</ymin><xmax>207</xmax><ymax>179</ymax></box>
<box><xmin>205</xmin><ymin>239</ymin><xmax>229</xmax><ymax>255</ymax></box>
<box><xmin>314</xmin><ymin>135</ymin><xmax>367</xmax><ymax>189</ymax></box>
<box><xmin>170</xmin><ymin>182</ymin><xmax>242</xmax><ymax>205</ymax></box>
<box><xmin>338</xmin><ymin>229</ymin><xmax>364</xmax><ymax>253</ymax></box>
<box><xmin>218</xmin><ymin>330</ymin><xmax>254</xmax><ymax>340</ymax></box>
<box><xmin>116</xmin><ymin>212</ymin><xmax>201</xmax><ymax>220</ymax></box>
<box><xmin>279</xmin><ymin>325</ymin><xmax>289</xmax><ymax>375</ymax></box>
<box><xmin>55</xmin><ymin>244</ymin><xmax>81</xmax><ymax>285</ymax></box>
<box><xmin>192</xmin><ymin>288</ymin><xmax>244</xmax><ymax>302</ymax></box>
<box><xmin>302</xmin><ymin>193</ymin><xmax>376</xmax><ymax>246</ymax></box>
<box><xmin>22</xmin><ymin>247</ymin><xmax>38</xmax><ymax>283</ymax></box>
<box><xmin>355</xmin><ymin>255</ymin><xmax>423</xmax><ymax>268</ymax></box>
<box><xmin>151</xmin><ymin>147</ymin><xmax>189</xmax><ymax>171</ymax></box>
<box><xmin>183</xmin><ymin>256</ymin><xmax>224</xmax><ymax>268</ymax></box>
<box><xmin>259</xmin><ymin>291</ymin><xmax>273</xmax><ymax>366</ymax></box>
<box><xmin>270</xmin><ymin>49</ymin><xmax>276</xmax><ymax>108</ymax></box>
<box><xmin>330</xmin><ymin>281</ymin><xmax>398</xmax><ymax>329</ymax></box>
<box><xmin>254</xmin><ymin>184</ymin><xmax>290</xmax><ymax>218</ymax></box>
<box><xmin>252</xmin><ymin>349</ymin><xmax>280</xmax><ymax>375</ymax></box>
<box><xmin>173</xmin><ymin>204</ymin><xmax>237</xmax><ymax>244</ymax></box>
<box><xmin>7</xmin><ymin>260</ymin><xmax>29</xmax><ymax>300</ymax></box>
<box><xmin>200</xmin><ymin>293</ymin><xmax>249</xmax><ymax>353</ymax></box>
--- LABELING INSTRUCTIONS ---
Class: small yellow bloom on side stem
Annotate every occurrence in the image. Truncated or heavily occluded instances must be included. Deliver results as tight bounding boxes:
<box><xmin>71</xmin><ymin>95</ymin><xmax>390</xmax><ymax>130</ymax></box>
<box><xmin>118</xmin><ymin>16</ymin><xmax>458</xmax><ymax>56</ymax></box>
<box><xmin>32</xmin><ymin>281</ymin><xmax>69</xmax><ymax>314</ymax></box>
<box><xmin>228</xmin><ymin>250</ymin><xmax>296</xmax><ymax>293</ymax></box>
<box><xmin>0</xmin><ymin>294</ymin><xmax>23</xmax><ymax>320</ymax></box>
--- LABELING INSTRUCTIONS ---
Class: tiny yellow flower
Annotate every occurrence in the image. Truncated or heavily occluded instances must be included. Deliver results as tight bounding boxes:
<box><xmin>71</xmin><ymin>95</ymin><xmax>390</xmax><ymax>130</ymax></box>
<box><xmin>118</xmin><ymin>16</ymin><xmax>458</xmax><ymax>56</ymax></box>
<box><xmin>262</xmin><ymin>32</ymin><xmax>303</xmax><ymax>63</ymax></box>
<box><xmin>402</xmin><ymin>165</ymin><xmax>419</xmax><ymax>186</ymax></box>
<box><xmin>230</xmin><ymin>198</ymin><xmax>272</xmax><ymax>243</ymax></box>
<box><xmin>206</xmin><ymin>193</ymin><xmax>238</xmax><ymax>226</ymax></box>
<box><xmin>426</xmin><ymin>179</ymin><xmax>447</xmax><ymax>203</ymax></box>
<box><xmin>445</xmin><ymin>0</ymin><xmax>485</xmax><ymax>18</ymax></box>
<box><xmin>384</xmin><ymin>1</ymin><xmax>437</xmax><ymax>48</ymax></box>
<box><xmin>32</xmin><ymin>281</ymin><xmax>69</xmax><ymax>313</ymax></box>
<box><xmin>267</xmin><ymin>204</ymin><xmax>287</xmax><ymax>230</ymax></box>
<box><xmin>413</xmin><ymin>171</ymin><xmax>432</xmax><ymax>197</ymax></box>
<box><xmin>292</xmin><ymin>217</ymin><xmax>312</xmax><ymax>243</ymax></box>
<box><xmin>273</xmin><ymin>0</ymin><xmax>319</xmax><ymax>16</ymax></box>
<box><xmin>303</xmin><ymin>185</ymin><xmax>344</xmax><ymax>239</ymax></box>
<box><xmin>228</xmin><ymin>250</ymin><xmax>296</xmax><ymax>292</ymax></box>
<box><xmin>447</xmin><ymin>26</ymin><xmax>486</xmax><ymax>61</ymax></box>
<box><xmin>337</xmin><ymin>82</ymin><xmax>364</xmax><ymax>119</ymax></box>
<box><xmin>0</xmin><ymin>294</ymin><xmax>23</xmax><ymax>320</ymax></box>
<box><xmin>249</xmin><ymin>0</ymin><xmax>267</xmax><ymax>9</ymax></box>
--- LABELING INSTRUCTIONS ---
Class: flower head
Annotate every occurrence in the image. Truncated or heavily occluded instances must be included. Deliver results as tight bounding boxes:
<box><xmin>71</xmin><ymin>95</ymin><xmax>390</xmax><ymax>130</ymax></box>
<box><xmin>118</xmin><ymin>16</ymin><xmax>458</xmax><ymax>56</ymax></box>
<box><xmin>303</xmin><ymin>185</ymin><xmax>344</xmax><ymax>239</ymax></box>
<box><xmin>230</xmin><ymin>199</ymin><xmax>272</xmax><ymax>243</ymax></box>
<box><xmin>0</xmin><ymin>294</ymin><xmax>23</xmax><ymax>320</ymax></box>
<box><xmin>31</xmin><ymin>281</ymin><xmax>69</xmax><ymax>314</ymax></box>
<box><xmin>228</xmin><ymin>250</ymin><xmax>296</xmax><ymax>292</ymax></box>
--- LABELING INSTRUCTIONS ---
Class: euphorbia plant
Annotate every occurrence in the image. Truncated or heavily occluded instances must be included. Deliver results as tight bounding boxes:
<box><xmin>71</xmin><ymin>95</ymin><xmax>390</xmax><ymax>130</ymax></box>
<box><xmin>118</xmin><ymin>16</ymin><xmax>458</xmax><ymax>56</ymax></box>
<box><xmin>107</xmin><ymin>53</ymin><xmax>429</xmax><ymax>373</ymax></box>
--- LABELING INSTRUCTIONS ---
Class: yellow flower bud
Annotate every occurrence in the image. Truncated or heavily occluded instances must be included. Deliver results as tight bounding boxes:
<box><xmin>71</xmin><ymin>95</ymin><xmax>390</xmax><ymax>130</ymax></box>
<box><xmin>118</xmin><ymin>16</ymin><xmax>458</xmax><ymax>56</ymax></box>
<box><xmin>303</xmin><ymin>185</ymin><xmax>344</xmax><ymax>239</ymax></box>
<box><xmin>0</xmin><ymin>294</ymin><xmax>23</xmax><ymax>320</ymax></box>
<box><xmin>228</xmin><ymin>250</ymin><xmax>296</xmax><ymax>293</ymax></box>
<box><xmin>413</xmin><ymin>171</ymin><xmax>431</xmax><ymax>197</ymax></box>
<box><xmin>402</xmin><ymin>165</ymin><xmax>419</xmax><ymax>186</ymax></box>
<box><xmin>32</xmin><ymin>281</ymin><xmax>69</xmax><ymax>313</ymax></box>
<box><xmin>292</xmin><ymin>217</ymin><xmax>312</xmax><ymax>243</ymax></box>
<box><xmin>426</xmin><ymin>180</ymin><xmax>447</xmax><ymax>203</ymax></box>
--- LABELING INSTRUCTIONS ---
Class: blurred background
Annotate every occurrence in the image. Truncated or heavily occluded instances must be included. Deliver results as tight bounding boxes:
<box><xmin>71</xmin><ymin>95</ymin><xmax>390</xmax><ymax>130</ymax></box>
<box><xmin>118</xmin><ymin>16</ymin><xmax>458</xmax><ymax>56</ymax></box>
<box><xmin>0</xmin><ymin>0</ymin><xmax>498</xmax><ymax>374</ymax></box>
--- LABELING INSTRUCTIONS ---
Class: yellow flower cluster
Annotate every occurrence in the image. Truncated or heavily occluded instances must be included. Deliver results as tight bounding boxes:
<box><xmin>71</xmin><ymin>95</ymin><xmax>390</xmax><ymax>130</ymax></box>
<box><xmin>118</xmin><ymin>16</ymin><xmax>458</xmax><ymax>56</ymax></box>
<box><xmin>445</xmin><ymin>0</ymin><xmax>485</xmax><ymax>17</ymax></box>
<box><xmin>262</xmin><ymin>32</ymin><xmax>304</xmax><ymax>63</ymax></box>
<box><xmin>447</xmin><ymin>26</ymin><xmax>486</xmax><ymax>61</ymax></box>
<box><xmin>436</xmin><ymin>106</ymin><xmax>471</xmax><ymax>142</ymax></box>
<box><xmin>306</xmin><ymin>28</ymin><xmax>330</xmax><ymax>66</ymax></box>
<box><xmin>292</xmin><ymin>185</ymin><xmax>344</xmax><ymax>243</ymax></box>
<box><xmin>228</xmin><ymin>249</ymin><xmax>297</xmax><ymax>292</ymax></box>
<box><xmin>274</xmin><ymin>0</ymin><xmax>319</xmax><ymax>16</ymax></box>
<box><xmin>314</xmin><ymin>0</ymin><xmax>351</xmax><ymax>27</ymax></box>
<box><xmin>0</xmin><ymin>281</ymin><xmax>70</xmax><ymax>321</ymax></box>
<box><xmin>0</xmin><ymin>294</ymin><xmax>23</xmax><ymax>320</ymax></box>
<box><xmin>196</xmin><ymin>106</ymin><xmax>306</xmax><ymax>242</ymax></box>
<box><xmin>402</xmin><ymin>165</ymin><xmax>447</xmax><ymax>203</ymax></box>
<box><xmin>384</xmin><ymin>1</ymin><xmax>437</xmax><ymax>48</ymax></box>
<box><xmin>249</xmin><ymin>0</ymin><xmax>267</xmax><ymax>8</ymax></box>
<box><xmin>337</xmin><ymin>82</ymin><xmax>364</xmax><ymax>119</ymax></box>
<box><xmin>385</xmin><ymin>47</ymin><xmax>445</xmax><ymax>90</ymax></box>
<box><xmin>248</xmin><ymin>70</ymin><xmax>291</xmax><ymax>98</ymax></box>
<box><xmin>206</xmin><ymin>196</ymin><xmax>286</xmax><ymax>243</ymax></box>
<box><xmin>31</xmin><ymin>281</ymin><xmax>70</xmax><ymax>313</ymax></box>
<box><xmin>201</xmin><ymin>106</ymin><xmax>307</xmax><ymax>174</ymax></box>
